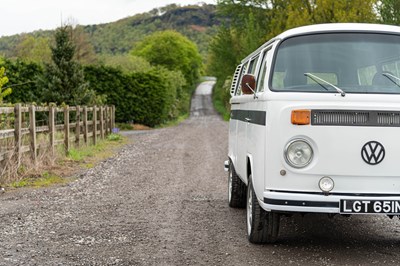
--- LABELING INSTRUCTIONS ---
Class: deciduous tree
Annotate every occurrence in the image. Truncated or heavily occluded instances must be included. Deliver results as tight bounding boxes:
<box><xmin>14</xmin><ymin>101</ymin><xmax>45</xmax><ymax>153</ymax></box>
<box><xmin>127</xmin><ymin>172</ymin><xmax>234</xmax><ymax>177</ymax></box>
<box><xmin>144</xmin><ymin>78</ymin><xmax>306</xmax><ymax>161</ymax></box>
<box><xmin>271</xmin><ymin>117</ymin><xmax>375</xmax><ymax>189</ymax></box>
<box><xmin>72</xmin><ymin>26</ymin><xmax>97</xmax><ymax>64</ymax></box>
<box><xmin>285</xmin><ymin>0</ymin><xmax>377</xmax><ymax>28</ymax></box>
<box><xmin>13</xmin><ymin>35</ymin><xmax>52</xmax><ymax>64</ymax></box>
<box><xmin>99</xmin><ymin>54</ymin><xmax>152</xmax><ymax>73</ymax></box>
<box><xmin>1</xmin><ymin>59</ymin><xmax>42</xmax><ymax>103</ymax></box>
<box><xmin>0</xmin><ymin>67</ymin><xmax>11</xmax><ymax>103</ymax></box>
<box><xmin>131</xmin><ymin>30</ymin><xmax>202</xmax><ymax>88</ymax></box>
<box><xmin>377</xmin><ymin>0</ymin><xmax>400</xmax><ymax>25</ymax></box>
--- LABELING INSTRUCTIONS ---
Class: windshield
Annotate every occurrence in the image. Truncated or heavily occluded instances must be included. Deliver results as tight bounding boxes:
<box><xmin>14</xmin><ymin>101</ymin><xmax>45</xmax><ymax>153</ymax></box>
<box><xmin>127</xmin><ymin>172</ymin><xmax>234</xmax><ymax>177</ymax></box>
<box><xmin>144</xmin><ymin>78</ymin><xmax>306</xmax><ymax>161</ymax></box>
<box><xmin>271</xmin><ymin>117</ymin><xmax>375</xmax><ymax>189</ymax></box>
<box><xmin>271</xmin><ymin>33</ymin><xmax>400</xmax><ymax>94</ymax></box>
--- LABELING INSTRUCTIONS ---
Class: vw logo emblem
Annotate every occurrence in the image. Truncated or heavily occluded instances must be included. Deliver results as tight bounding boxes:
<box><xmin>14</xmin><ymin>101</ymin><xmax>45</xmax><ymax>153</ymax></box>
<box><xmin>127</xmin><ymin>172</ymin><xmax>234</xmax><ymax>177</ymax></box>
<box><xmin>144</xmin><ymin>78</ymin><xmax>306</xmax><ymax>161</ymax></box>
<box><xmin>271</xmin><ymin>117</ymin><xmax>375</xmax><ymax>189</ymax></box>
<box><xmin>361</xmin><ymin>141</ymin><xmax>385</xmax><ymax>165</ymax></box>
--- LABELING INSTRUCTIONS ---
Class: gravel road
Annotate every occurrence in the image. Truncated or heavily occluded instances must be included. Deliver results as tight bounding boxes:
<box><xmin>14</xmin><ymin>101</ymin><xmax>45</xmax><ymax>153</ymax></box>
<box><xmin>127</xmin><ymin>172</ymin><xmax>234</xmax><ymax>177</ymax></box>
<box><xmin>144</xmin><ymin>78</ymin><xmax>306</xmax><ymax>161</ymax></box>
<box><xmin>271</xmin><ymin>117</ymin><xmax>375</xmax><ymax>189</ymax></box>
<box><xmin>2</xmin><ymin>80</ymin><xmax>400</xmax><ymax>265</ymax></box>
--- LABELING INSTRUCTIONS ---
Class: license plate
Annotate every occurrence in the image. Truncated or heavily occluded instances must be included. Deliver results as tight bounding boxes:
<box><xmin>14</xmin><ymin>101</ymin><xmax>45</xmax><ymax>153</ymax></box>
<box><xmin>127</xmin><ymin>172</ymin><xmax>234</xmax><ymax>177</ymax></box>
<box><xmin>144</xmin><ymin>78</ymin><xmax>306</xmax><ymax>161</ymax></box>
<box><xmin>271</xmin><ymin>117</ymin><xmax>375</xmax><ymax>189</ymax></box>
<box><xmin>340</xmin><ymin>199</ymin><xmax>400</xmax><ymax>214</ymax></box>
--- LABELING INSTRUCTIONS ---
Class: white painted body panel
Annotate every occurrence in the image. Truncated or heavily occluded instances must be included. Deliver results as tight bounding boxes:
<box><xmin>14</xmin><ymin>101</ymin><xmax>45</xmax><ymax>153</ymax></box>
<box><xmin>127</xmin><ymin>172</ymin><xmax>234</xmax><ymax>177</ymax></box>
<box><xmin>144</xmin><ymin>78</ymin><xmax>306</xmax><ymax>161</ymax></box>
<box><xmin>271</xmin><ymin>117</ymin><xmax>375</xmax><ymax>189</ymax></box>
<box><xmin>264</xmin><ymin>93</ymin><xmax>400</xmax><ymax>193</ymax></box>
<box><xmin>228</xmin><ymin>23</ymin><xmax>400</xmax><ymax>214</ymax></box>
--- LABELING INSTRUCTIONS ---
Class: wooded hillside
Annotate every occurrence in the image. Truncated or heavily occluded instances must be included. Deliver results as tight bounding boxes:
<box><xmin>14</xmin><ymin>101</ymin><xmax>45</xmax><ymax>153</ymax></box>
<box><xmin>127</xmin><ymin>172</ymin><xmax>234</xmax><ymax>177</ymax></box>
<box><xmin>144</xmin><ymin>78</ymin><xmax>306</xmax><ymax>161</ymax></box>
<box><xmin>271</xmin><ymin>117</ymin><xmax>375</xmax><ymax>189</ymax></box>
<box><xmin>0</xmin><ymin>4</ymin><xmax>222</xmax><ymax>60</ymax></box>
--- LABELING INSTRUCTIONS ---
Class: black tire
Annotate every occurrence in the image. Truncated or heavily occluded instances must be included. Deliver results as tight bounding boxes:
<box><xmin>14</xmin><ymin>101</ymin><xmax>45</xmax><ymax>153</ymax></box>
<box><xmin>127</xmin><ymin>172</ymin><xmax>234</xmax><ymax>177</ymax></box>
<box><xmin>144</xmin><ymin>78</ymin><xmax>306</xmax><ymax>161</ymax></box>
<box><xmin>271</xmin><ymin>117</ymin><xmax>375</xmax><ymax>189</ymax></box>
<box><xmin>246</xmin><ymin>177</ymin><xmax>280</xmax><ymax>244</ymax></box>
<box><xmin>228</xmin><ymin>162</ymin><xmax>246</xmax><ymax>208</ymax></box>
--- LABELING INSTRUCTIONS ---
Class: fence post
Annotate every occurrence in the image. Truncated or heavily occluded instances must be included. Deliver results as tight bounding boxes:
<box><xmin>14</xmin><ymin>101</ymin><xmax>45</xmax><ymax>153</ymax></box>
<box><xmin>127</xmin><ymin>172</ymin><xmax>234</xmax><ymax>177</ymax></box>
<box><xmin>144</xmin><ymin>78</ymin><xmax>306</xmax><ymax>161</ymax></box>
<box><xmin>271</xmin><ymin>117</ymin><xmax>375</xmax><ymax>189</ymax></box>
<box><xmin>49</xmin><ymin>106</ymin><xmax>55</xmax><ymax>156</ymax></box>
<box><xmin>108</xmin><ymin>106</ymin><xmax>112</xmax><ymax>133</ymax></box>
<box><xmin>93</xmin><ymin>106</ymin><xmax>97</xmax><ymax>145</ymax></box>
<box><xmin>111</xmin><ymin>105</ymin><xmax>115</xmax><ymax>131</ymax></box>
<box><xmin>104</xmin><ymin>107</ymin><xmax>109</xmax><ymax>135</ymax></box>
<box><xmin>100</xmin><ymin>106</ymin><xmax>104</xmax><ymax>139</ymax></box>
<box><xmin>83</xmin><ymin>106</ymin><xmax>88</xmax><ymax>145</ymax></box>
<box><xmin>64</xmin><ymin>106</ymin><xmax>70</xmax><ymax>153</ymax></box>
<box><xmin>29</xmin><ymin>105</ymin><xmax>37</xmax><ymax>166</ymax></box>
<box><xmin>14</xmin><ymin>104</ymin><xmax>22</xmax><ymax>167</ymax></box>
<box><xmin>75</xmin><ymin>106</ymin><xmax>80</xmax><ymax>148</ymax></box>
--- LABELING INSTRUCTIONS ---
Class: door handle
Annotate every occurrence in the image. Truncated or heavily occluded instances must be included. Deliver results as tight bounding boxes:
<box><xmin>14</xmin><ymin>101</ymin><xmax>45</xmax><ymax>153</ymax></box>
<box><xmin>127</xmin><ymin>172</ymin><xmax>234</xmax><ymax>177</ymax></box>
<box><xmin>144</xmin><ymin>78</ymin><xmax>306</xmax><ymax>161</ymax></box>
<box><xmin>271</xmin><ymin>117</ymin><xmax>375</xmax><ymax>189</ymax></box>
<box><xmin>245</xmin><ymin>118</ymin><xmax>251</xmax><ymax>122</ymax></box>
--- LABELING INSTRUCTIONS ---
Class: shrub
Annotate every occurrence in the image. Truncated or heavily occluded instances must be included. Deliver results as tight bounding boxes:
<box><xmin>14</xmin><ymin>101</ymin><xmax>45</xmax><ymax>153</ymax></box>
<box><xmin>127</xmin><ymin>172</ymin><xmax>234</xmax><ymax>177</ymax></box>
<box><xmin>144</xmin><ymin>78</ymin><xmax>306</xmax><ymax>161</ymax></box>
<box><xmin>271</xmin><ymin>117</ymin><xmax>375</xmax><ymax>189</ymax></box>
<box><xmin>84</xmin><ymin>65</ymin><xmax>180</xmax><ymax>127</ymax></box>
<box><xmin>131</xmin><ymin>30</ymin><xmax>202</xmax><ymax>89</ymax></box>
<box><xmin>1</xmin><ymin>59</ymin><xmax>43</xmax><ymax>104</ymax></box>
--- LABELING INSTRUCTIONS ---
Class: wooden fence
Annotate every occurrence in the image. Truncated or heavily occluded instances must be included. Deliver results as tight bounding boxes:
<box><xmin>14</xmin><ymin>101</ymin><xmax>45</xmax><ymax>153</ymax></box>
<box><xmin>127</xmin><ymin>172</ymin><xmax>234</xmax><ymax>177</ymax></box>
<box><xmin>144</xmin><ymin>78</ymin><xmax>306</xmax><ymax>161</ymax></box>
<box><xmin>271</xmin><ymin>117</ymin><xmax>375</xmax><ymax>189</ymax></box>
<box><xmin>0</xmin><ymin>104</ymin><xmax>115</xmax><ymax>167</ymax></box>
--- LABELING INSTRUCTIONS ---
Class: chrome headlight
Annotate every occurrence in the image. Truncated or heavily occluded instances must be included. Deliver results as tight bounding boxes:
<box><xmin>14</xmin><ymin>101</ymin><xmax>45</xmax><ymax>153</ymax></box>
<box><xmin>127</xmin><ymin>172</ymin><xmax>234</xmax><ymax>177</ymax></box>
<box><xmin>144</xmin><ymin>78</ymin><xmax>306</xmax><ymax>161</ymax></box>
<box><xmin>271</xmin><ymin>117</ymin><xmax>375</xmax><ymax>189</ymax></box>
<box><xmin>285</xmin><ymin>139</ymin><xmax>313</xmax><ymax>168</ymax></box>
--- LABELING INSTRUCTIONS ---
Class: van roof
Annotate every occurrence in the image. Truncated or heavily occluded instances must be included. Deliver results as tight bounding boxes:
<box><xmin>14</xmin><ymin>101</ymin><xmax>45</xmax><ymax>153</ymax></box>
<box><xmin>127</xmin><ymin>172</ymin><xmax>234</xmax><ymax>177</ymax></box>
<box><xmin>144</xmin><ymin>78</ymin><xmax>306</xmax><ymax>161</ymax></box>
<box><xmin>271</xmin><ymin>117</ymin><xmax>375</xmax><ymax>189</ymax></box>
<box><xmin>277</xmin><ymin>23</ymin><xmax>400</xmax><ymax>39</ymax></box>
<box><xmin>242</xmin><ymin>23</ymin><xmax>400</xmax><ymax>62</ymax></box>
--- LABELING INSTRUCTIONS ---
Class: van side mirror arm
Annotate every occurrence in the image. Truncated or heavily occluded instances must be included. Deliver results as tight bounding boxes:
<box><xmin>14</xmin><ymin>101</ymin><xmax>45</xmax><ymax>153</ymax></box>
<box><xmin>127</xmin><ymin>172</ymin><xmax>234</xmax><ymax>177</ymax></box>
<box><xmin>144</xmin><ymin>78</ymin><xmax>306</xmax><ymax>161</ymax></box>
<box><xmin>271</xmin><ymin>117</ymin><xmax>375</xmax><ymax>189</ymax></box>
<box><xmin>245</xmin><ymin>83</ymin><xmax>258</xmax><ymax>99</ymax></box>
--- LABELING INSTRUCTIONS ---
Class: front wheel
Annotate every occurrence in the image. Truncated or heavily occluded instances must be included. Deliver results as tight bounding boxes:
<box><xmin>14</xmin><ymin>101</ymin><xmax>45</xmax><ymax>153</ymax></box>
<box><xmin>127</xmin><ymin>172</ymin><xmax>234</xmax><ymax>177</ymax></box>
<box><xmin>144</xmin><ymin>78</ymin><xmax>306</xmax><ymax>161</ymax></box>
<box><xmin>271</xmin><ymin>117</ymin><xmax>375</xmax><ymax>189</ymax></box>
<box><xmin>246</xmin><ymin>176</ymin><xmax>280</xmax><ymax>244</ymax></box>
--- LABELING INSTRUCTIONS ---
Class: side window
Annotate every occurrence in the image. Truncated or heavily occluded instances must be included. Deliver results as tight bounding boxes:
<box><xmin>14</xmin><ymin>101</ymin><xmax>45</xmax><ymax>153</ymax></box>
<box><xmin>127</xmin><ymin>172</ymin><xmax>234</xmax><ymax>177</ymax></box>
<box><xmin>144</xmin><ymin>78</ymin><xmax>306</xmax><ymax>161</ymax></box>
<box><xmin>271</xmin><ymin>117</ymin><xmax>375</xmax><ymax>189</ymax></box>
<box><xmin>256</xmin><ymin>48</ymin><xmax>271</xmax><ymax>92</ymax></box>
<box><xmin>248</xmin><ymin>56</ymin><xmax>259</xmax><ymax>75</ymax></box>
<box><xmin>235</xmin><ymin>55</ymin><xmax>260</xmax><ymax>95</ymax></box>
<box><xmin>236</xmin><ymin>62</ymin><xmax>248</xmax><ymax>95</ymax></box>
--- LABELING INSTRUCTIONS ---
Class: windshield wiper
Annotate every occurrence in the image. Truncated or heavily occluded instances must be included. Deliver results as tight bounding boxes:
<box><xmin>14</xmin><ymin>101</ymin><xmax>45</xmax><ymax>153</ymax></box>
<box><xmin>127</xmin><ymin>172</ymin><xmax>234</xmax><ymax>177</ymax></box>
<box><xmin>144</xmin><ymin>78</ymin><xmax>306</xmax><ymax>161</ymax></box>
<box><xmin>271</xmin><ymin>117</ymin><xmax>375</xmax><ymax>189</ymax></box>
<box><xmin>382</xmin><ymin>72</ymin><xmax>400</xmax><ymax>88</ymax></box>
<box><xmin>304</xmin><ymin>73</ymin><xmax>346</xmax><ymax>97</ymax></box>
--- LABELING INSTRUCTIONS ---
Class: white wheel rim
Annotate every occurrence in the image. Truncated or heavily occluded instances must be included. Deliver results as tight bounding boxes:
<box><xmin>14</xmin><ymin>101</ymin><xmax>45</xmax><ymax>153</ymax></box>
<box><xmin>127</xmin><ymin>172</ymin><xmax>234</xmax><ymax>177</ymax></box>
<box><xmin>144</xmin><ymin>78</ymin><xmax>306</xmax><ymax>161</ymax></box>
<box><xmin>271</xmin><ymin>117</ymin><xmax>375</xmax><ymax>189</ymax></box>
<box><xmin>228</xmin><ymin>170</ymin><xmax>233</xmax><ymax>202</ymax></box>
<box><xmin>247</xmin><ymin>186</ymin><xmax>253</xmax><ymax>236</ymax></box>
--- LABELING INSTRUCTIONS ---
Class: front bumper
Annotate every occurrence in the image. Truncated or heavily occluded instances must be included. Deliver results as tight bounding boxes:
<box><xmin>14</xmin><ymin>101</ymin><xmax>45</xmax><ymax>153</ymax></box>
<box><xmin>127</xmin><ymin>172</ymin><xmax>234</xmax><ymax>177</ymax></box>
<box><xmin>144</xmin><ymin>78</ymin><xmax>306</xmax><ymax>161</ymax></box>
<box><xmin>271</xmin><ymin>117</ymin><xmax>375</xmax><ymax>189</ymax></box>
<box><xmin>261</xmin><ymin>190</ymin><xmax>400</xmax><ymax>214</ymax></box>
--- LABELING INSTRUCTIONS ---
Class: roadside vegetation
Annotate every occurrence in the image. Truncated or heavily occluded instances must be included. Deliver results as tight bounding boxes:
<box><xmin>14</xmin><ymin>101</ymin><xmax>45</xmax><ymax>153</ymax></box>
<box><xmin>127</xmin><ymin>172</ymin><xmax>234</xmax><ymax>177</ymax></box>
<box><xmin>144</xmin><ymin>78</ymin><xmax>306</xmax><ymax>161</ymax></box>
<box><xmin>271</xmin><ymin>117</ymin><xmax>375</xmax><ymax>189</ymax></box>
<box><xmin>0</xmin><ymin>4</ymin><xmax>208</xmax><ymax>128</ymax></box>
<box><xmin>208</xmin><ymin>0</ymin><xmax>400</xmax><ymax>119</ymax></box>
<box><xmin>4</xmin><ymin>133</ymin><xmax>127</xmax><ymax>189</ymax></box>
<box><xmin>1</xmin><ymin>26</ymin><xmax>203</xmax><ymax>127</ymax></box>
<box><xmin>0</xmin><ymin>28</ymin><xmax>202</xmax><ymax>194</ymax></box>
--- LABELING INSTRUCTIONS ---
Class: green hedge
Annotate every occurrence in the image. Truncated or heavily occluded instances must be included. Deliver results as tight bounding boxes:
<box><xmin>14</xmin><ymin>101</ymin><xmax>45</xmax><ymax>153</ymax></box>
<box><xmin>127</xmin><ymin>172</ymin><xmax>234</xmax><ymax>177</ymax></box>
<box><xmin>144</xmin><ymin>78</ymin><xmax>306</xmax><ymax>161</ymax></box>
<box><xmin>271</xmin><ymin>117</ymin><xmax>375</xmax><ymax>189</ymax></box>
<box><xmin>0</xmin><ymin>59</ymin><xmax>191</xmax><ymax>127</ymax></box>
<box><xmin>212</xmin><ymin>76</ymin><xmax>231</xmax><ymax>121</ymax></box>
<box><xmin>1</xmin><ymin>59</ymin><xmax>43</xmax><ymax>104</ymax></box>
<box><xmin>84</xmin><ymin>65</ymin><xmax>183</xmax><ymax>127</ymax></box>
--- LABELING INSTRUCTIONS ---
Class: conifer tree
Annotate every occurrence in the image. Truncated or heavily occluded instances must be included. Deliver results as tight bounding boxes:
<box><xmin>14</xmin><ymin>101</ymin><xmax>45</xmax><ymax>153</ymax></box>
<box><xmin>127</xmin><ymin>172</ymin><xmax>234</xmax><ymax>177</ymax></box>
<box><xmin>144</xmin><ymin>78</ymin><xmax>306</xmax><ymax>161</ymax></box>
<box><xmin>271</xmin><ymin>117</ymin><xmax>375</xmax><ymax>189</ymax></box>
<box><xmin>38</xmin><ymin>26</ymin><xmax>95</xmax><ymax>105</ymax></box>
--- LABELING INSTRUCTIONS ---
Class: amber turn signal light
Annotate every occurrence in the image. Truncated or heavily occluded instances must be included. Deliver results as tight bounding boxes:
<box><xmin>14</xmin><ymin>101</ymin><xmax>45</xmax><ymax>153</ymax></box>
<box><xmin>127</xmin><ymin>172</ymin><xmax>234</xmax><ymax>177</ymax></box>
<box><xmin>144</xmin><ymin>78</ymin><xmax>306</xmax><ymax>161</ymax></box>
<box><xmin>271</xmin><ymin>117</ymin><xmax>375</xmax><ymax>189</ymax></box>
<box><xmin>291</xmin><ymin>110</ymin><xmax>310</xmax><ymax>125</ymax></box>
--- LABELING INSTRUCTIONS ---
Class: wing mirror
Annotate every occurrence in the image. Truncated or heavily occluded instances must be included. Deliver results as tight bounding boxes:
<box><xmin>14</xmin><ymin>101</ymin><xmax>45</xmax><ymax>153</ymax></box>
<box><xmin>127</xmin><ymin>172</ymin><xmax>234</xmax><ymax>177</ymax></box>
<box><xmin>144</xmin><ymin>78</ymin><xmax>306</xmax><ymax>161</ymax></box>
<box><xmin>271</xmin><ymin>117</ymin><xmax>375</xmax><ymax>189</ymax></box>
<box><xmin>241</xmin><ymin>74</ymin><xmax>258</xmax><ymax>99</ymax></box>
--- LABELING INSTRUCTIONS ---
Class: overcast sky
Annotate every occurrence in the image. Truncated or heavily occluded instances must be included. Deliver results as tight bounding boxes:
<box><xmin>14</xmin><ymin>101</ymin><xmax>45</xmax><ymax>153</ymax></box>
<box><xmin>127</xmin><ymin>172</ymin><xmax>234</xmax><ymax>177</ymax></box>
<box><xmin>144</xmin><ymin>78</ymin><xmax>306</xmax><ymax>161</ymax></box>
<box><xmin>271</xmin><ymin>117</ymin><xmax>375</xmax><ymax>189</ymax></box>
<box><xmin>0</xmin><ymin>0</ymin><xmax>216</xmax><ymax>37</ymax></box>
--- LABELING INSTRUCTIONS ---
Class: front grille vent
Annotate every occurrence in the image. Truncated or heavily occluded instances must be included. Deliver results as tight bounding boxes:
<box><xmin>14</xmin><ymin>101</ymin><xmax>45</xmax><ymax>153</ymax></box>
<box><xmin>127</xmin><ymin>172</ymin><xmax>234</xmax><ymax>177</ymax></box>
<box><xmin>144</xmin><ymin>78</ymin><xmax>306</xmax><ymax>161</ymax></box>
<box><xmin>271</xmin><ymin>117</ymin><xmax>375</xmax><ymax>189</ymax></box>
<box><xmin>311</xmin><ymin>110</ymin><xmax>400</xmax><ymax>127</ymax></box>
<box><xmin>377</xmin><ymin>112</ymin><xmax>400</xmax><ymax>126</ymax></box>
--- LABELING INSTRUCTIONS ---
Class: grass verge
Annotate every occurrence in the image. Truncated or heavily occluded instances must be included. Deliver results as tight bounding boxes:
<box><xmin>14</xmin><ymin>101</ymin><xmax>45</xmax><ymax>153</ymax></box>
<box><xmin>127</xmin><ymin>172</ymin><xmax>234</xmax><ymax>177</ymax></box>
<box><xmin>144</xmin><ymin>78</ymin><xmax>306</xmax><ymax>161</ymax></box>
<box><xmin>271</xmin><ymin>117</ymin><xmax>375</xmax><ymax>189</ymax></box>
<box><xmin>67</xmin><ymin>133</ymin><xmax>127</xmax><ymax>166</ymax></box>
<box><xmin>213</xmin><ymin>97</ymin><xmax>230</xmax><ymax>121</ymax></box>
<box><xmin>10</xmin><ymin>172</ymin><xmax>68</xmax><ymax>188</ymax></box>
<box><xmin>211</xmin><ymin>78</ymin><xmax>230</xmax><ymax>121</ymax></box>
<box><xmin>116</xmin><ymin>114</ymin><xmax>189</xmax><ymax>131</ymax></box>
<box><xmin>3</xmin><ymin>134</ymin><xmax>127</xmax><ymax>190</ymax></box>
<box><xmin>156</xmin><ymin>114</ymin><xmax>189</xmax><ymax>128</ymax></box>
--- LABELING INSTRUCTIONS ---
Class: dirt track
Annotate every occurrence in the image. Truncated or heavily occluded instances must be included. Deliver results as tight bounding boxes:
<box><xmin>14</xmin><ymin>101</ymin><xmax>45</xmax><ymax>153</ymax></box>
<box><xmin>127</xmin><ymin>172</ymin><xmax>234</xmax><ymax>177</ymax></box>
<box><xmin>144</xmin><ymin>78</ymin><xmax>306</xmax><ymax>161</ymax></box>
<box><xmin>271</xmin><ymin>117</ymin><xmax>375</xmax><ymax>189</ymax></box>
<box><xmin>2</xmin><ymin>80</ymin><xmax>400</xmax><ymax>265</ymax></box>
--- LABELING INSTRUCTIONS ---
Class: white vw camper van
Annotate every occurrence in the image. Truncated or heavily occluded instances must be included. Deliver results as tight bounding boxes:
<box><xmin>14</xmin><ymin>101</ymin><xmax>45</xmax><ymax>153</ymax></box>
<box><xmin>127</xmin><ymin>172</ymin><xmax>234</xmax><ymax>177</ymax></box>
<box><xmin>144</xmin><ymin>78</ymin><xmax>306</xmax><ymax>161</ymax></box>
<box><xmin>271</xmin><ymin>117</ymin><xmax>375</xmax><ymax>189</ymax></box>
<box><xmin>226</xmin><ymin>23</ymin><xmax>400</xmax><ymax>244</ymax></box>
